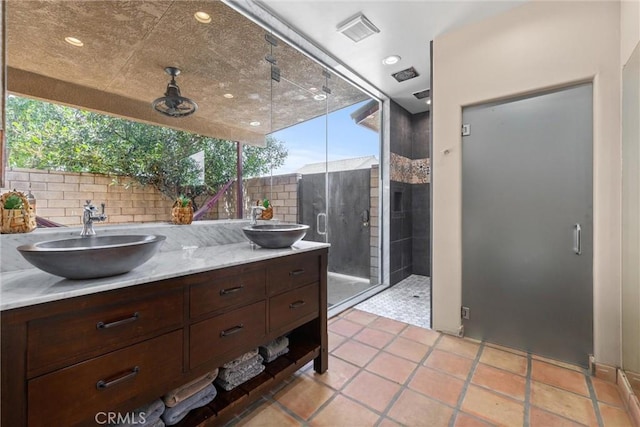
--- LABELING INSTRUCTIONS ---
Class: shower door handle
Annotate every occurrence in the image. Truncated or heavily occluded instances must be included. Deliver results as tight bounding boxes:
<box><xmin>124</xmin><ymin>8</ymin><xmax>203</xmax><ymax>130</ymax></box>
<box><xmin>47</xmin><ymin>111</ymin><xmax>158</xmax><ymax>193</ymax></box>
<box><xmin>317</xmin><ymin>213</ymin><xmax>327</xmax><ymax>236</ymax></box>
<box><xmin>573</xmin><ymin>223</ymin><xmax>582</xmax><ymax>255</ymax></box>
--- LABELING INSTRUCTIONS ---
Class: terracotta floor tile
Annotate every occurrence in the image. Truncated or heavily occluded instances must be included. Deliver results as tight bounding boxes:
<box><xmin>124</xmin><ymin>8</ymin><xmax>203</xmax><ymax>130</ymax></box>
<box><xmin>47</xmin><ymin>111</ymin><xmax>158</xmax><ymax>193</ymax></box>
<box><xmin>369</xmin><ymin>316</ymin><xmax>408</xmax><ymax>334</ymax></box>
<box><xmin>309</xmin><ymin>395</ymin><xmax>380</xmax><ymax>427</ymax></box>
<box><xmin>366</xmin><ymin>351</ymin><xmax>417</xmax><ymax>384</ymax></box>
<box><xmin>353</xmin><ymin>327</ymin><xmax>395</xmax><ymax>349</ymax></box>
<box><xmin>306</xmin><ymin>355</ymin><xmax>359</xmax><ymax>390</ymax></box>
<box><xmin>328</xmin><ymin>331</ymin><xmax>347</xmax><ymax>351</ymax></box>
<box><xmin>425</xmin><ymin>349</ymin><xmax>474</xmax><ymax>379</ymax></box>
<box><xmin>235</xmin><ymin>400</ymin><xmax>301</xmax><ymax>427</ymax></box>
<box><xmin>471</xmin><ymin>363</ymin><xmax>526</xmax><ymax>401</ymax></box>
<box><xmin>332</xmin><ymin>340</ymin><xmax>379</xmax><ymax>367</ymax></box>
<box><xmin>385</xmin><ymin>336</ymin><xmax>430</xmax><ymax>362</ymax></box>
<box><xmin>408</xmin><ymin>366</ymin><xmax>465</xmax><ymax>406</ymax></box>
<box><xmin>436</xmin><ymin>335</ymin><xmax>480</xmax><ymax>359</ymax></box>
<box><xmin>529</xmin><ymin>406</ymin><xmax>584</xmax><ymax>427</ymax></box>
<box><xmin>328</xmin><ymin>318</ymin><xmax>365</xmax><ymax>338</ymax></box>
<box><xmin>599</xmin><ymin>402</ymin><xmax>634</xmax><ymax>427</ymax></box>
<box><xmin>480</xmin><ymin>346</ymin><xmax>528</xmax><ymax>376</ymax></box>
<box><xmin>400</xmin><ymin>325</ymin><xmax>440</xmax><ymax>346</ymax></box>
<box><xmin>461</xmin><ymin>385</ymin><xmax>524</xmax><ymax>426</ymax></box>
<box><xmin>530</xmin><ymin>381</ymin><xmax>597</xmax><ymax>426</ymax></box>
<box><xmin>388</xmin><ymin>389</ymin><xmax>454</xmax><ymax>427</ymax></box>
<box><xmin>342</xmin><ymin>370</ymin><xmax>401</xmax><ymax>412</ymax></box>
<box><xmin>377</xmin><ymin>418</ymin><xmax>402</xmax><ymax>427</ymax></box>
<box><xmin>342</xmin><ymin>309</ymin><xmax>378</xmax><ymax>326</ymax></box>
<box><xmin>485</xmin><ymin>342</ymin><xmax>528</xmax><ymax>357</ymax></box>
<box><xmin>453</xmin><ymin>412</ymin><xmax>496</xmax><ymax>427</ymax></box>
<box><xmin>531</xmin><ymin>354</ymin><xmax>584</xmax><ymax>373</ymax></box>
<box><xmin>274</xmin><ymin>375</ymin><xmax>334</xmax><ymax>420</ymax></box>
<box><xmin>592</xmin><ymin>377</ymin><xmax>625</xmax><ymax>408</ymax></box>
<box><xmin>531</xmin><ymin>360</ymin><xmax>589</xmax><ymax>396</ymax></box>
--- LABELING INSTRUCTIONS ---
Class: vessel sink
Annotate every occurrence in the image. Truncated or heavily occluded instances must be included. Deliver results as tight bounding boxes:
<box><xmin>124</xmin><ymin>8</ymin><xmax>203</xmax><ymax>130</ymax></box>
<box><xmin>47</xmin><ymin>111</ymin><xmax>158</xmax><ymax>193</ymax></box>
<box><xmin>242</xmin><ymin>224</ymin><xmax>309</xmax><ymax>249</ymax></box>
<box><xmin>17</xmin><ymin>235</ymin><xmax>166</xmax><ymax>279</ymax></box>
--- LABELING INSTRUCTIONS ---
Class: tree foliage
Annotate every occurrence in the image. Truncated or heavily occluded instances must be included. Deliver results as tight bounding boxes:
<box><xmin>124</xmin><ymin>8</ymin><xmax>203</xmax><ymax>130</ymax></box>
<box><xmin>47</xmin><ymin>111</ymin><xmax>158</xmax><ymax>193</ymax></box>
<box><xmin>6</xmin><ymin>96</ymin><xmax>288</xmax><ymax>201</ymax></box>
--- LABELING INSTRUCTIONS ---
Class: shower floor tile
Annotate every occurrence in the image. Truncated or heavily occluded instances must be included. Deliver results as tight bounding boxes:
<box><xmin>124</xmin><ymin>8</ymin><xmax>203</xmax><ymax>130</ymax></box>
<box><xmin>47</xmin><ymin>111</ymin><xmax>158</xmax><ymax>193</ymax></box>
<box><xmin>355</xmin><ymin>274</ymin><xmax>431</xmax><ymax>329</ymax></box>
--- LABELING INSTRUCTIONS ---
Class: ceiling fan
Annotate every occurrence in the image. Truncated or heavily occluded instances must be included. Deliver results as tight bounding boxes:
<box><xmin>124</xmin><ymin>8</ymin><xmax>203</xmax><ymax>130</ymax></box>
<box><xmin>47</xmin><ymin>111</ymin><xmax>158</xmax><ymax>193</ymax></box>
<box><xmin>152</xmin><ymin>67</ymin><xmax>198</xmax><ymax>118</ymax></box>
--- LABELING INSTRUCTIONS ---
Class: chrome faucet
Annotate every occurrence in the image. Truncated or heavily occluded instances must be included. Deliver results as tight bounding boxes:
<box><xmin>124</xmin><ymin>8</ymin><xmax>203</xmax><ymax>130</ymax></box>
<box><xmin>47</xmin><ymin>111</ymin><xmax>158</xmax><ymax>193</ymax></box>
<box><xmin>81</xmin><ymin>200</ymin><xmax>107</xmax><ymax>236</ymax></box>
<box><xmin>250</xmin><ymin>205</ymin><xmax>265</xmax><ymax>226</ymax></box>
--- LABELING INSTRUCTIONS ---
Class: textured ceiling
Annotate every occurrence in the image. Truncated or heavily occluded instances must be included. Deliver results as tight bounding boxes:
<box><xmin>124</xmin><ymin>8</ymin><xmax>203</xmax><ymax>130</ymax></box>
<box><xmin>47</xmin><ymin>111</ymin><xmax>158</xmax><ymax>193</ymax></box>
<box><xmin>6</xmin><ymin>0</ymin><xmax>369</xmax><ymax>145</ymax></box>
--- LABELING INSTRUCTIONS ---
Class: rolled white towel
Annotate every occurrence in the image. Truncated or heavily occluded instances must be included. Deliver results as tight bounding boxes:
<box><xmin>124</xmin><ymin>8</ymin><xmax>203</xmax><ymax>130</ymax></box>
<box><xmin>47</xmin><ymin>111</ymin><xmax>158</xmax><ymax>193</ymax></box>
<box><xmin>263</xmin><ymin>346</ymin><xmax>289</xmax><ymax>363</ymax></box>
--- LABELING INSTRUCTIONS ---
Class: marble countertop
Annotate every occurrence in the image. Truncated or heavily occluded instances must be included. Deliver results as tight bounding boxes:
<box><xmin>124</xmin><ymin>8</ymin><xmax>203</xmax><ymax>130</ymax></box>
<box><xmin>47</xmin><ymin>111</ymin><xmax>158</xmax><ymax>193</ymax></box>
<box><xmin>0</xmin><ymin>240</ymin><xmax>329</xmax><ymax>311</ymax></box>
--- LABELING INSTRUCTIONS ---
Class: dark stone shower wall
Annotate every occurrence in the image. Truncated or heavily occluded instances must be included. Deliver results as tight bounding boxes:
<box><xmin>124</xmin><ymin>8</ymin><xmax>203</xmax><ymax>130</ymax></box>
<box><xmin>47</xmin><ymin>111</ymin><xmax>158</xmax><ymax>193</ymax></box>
<box><xmin>389</xmin><ymin>101</ymin><xmax>431</xmax><ymax>284</ymax></box>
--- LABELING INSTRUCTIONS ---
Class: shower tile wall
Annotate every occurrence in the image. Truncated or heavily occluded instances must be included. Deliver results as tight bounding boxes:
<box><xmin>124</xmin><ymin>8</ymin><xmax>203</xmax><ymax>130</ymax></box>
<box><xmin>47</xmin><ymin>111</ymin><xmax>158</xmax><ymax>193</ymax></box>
<box><xmin>389</xmin><ymin>101</ymin><xmax>431</xmax><ymax>284</ymax></box>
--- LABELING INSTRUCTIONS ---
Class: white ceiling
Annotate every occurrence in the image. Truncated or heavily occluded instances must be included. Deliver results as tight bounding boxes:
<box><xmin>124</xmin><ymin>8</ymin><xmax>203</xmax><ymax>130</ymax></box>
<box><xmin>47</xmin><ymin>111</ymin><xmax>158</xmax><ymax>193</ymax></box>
<box><xmin>259</xmin><ymin>0</ymin><xmax>527</xmax><ymax>114</ymax></box>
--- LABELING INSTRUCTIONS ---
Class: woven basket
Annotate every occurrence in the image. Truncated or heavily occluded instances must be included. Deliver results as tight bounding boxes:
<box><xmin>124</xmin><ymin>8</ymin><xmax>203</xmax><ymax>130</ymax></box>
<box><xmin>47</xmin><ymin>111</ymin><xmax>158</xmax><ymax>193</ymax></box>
<box><xmin>260</xmin><ymin>206</ymin><xmax>273</xmax><ymax>220</ymax></box>
<box><xmin>0</xmin><ymin>191</ymin><xmax>36</xmax><ymax>234</ymax></box>
<box><xmin>171</xmin><ymin>200</ymin><xmax>194</xmax><ymax>225</ymax></box>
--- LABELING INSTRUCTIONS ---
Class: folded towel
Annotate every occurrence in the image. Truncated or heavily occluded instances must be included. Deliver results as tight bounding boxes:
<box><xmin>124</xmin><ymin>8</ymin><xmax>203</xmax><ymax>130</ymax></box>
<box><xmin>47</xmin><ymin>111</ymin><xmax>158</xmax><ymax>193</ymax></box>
<box><xmin>161</xmin><ymin>383</ymin><xmax>217</xmax><ymax>426</ymax></box>
<box><xmin>215</xmin><ymin>363</ymin><xmax>265</xmax><ymax>391</ymax></box>
<box><xmin>217</xmin><ymin>354</ymin><xmax>264</xmax><ymax>382</ymax></box>
<box><xmin>145</xmin><ymin>419</ymin><xmax>165</xmax><ymax>427</ymax></box>
<box><xmin>259</xmin><ymin>336</ymin><xmax>289</xmax><ymax>360</ymax></box>
<box><xmin>162</xmin><ymin>369</ymin><xmax>218</xmax><ymax>408</ymax></box>
<box><xmin>113</xmin><ymin>398</ymin><xmax>164</xmax><ymax>427</ymax></box>
<box><xmin>221</xmin><ymin>348</ymin><xmax>259</xmax><ymax>369</ymax></box>
<box><xmin>263</xmin><ymin>346</ymin><xmax>289</xmax><ymax>363</ymax></box>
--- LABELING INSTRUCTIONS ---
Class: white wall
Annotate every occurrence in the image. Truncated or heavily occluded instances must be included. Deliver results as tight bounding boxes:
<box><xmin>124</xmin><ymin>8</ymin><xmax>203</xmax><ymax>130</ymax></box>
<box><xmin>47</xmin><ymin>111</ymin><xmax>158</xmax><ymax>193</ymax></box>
<box><xmin>621</xmin><ymin>0</ymin><xmax>640</xmax><ymax>372</ymax></box>
<box><xmin>432</xmin><ymin>1</ymin><xmax>621</xmax><ymax>365</ymax></box>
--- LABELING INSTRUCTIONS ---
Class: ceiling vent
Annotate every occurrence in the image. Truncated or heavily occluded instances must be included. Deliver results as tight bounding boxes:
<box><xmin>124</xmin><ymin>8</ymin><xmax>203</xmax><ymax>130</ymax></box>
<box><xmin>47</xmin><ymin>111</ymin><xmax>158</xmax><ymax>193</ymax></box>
<box><xmin>337</xmin><ymin>13</ymin><xmax>380</xmax><ymax>43</ymax></box>
<box><xmin>413</xmin><ymin>89</ymin><xmax>430</xmax><ymax>99</ymax></box>
<box><xmin>392</xmin><ymin>67</ymin><xmax>419</xmax><ymax>83</ymax></box>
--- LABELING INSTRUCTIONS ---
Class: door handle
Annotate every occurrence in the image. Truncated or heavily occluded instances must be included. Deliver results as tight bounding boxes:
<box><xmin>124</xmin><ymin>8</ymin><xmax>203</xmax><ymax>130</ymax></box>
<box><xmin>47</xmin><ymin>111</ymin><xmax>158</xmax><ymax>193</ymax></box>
<box><xmin>573</xmin><ymin>223</ymin><xmax>582</xmax><ymax>255</ymax></box>
<box><xmin>316</xmin><ymin>212</ymin><xmax>327</xmax><ymax>236</ymax></box>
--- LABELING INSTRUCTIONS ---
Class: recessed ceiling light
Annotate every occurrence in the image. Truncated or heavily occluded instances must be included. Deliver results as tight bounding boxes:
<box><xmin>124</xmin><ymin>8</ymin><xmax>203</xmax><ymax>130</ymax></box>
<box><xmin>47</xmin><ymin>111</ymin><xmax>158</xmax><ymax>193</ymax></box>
<box><xmin>249</xmin><ymin>121</ymin><xmax>261</xmax><ymax>127</ymax></box>
<box><xmin>64</xmin><ymin>36</ymin><xmax>83</xmax><ymax>47</ymax></box>
<box><xmin>309</xmin><ymin>87</ymin><xmax>318</xmax><ymax>92</ymax></box>
<box><xmin>313</xmin><ymin>94</ymin><xmax>327</xmax><ymax>101</ymax></box>
<box><xmin>426</xmin><ymin>99</ymin><xmax>432</xmax><ymax>105</ymax></box>
<box><xmin>194</xmin><ymin>11</ymin><xmax>212</xmax><ymax>24</ymax></box>
<box><xmin>223</xmin><ymin>93</ymin><xmax>234</xmax><ymax>99</ymax></box>
<box><xmin>382</xmin><ymin>55</ymin><xmax>401</xmax><ymax>65</ymax></box>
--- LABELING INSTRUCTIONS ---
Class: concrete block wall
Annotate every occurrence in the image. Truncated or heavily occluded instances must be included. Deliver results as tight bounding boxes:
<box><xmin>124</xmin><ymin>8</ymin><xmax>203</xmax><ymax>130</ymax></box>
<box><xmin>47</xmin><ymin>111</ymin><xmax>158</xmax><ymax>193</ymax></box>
<box><xmin>3</xmin><ymin>168</ymin><xmax>173</xmax><ymax>226</ymax></box>
<box><xmin>370</xmin><ymin>164</ymin><xmax>379</xmax><ymax>284</ymax></box>
<box><xmin>216</xmin><ymin>173</ymin><xmax>301</xmax><ymax>223</ymax></box>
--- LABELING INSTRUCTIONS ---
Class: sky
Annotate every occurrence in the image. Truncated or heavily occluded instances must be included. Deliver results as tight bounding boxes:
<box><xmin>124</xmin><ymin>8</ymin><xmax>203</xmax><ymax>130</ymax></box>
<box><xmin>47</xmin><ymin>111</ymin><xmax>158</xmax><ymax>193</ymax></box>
<box><xmin>269</xmin><ymin>100</ymin><xmax>380</xmax><ymax>175</ymax></box>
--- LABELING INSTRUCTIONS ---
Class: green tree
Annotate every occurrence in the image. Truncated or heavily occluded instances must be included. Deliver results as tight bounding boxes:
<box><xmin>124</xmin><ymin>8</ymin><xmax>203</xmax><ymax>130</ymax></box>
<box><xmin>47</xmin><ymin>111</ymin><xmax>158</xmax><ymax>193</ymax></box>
<box><xmin>6</xmin><ymin>96</ymin><xmax>288</xmax><ymax>201</ymax></box>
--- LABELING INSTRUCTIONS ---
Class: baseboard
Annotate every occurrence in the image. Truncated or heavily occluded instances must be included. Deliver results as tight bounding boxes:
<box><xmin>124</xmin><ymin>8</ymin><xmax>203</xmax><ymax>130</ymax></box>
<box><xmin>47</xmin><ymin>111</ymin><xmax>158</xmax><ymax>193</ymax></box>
<box><xmin>617</xmin><ymin>369</ymin><xmax>640</xmax><ymax>427</ymax></box>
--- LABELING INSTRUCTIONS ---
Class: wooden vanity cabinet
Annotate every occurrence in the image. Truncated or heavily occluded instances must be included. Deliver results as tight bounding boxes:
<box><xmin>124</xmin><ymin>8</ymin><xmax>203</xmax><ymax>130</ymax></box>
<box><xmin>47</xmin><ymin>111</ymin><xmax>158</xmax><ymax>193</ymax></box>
<box><xmin>1</xmin><ymin>248</ymin><xmax>328</xmax><ymax>427</ymax></box>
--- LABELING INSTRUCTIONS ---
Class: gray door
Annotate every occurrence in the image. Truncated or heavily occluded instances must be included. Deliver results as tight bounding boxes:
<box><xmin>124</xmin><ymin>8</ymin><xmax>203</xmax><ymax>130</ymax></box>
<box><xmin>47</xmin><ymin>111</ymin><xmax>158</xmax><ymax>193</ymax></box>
<box><xmin>462</xmin><ymin>84</ymin><xmax>593</xmax><ymax>366</ymax></box>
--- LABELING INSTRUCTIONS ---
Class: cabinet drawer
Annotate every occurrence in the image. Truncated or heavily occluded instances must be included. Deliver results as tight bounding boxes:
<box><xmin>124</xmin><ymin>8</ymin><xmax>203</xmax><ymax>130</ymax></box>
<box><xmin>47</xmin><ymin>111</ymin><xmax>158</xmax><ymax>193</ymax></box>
<box><xmin>190</xmin><ymin>268</ymin><xmax>266</xmax><ymax>318</ymax></box>
<box><xmin>28</xmin><ymin>289</ymin><xmax>183</xmax><ymax>373</ymax></box>
<box><xmin>28</xmin><ymin>330</ymin><xmax>183</xmax><ymax>427</ymax></box>
<box><xmin>268</xmin><ymin>252</ymin><xmax>320</xmax><ymax>296</ymax></box>
<box><xmin>190</xmin><ymin>301</ymin><xmax>266</xmax><ymax>369</ymax></box>
<box><xmin>269</xmin><ymin>282</ymin><xmax>319</xmax><ymax>332</ymax></box>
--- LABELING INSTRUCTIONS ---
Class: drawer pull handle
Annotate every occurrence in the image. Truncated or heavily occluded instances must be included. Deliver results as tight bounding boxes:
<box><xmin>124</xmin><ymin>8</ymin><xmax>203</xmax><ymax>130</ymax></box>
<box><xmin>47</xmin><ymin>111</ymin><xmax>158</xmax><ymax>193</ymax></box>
<box><xmin>290</xmin><ymin>269</ymin><xmax>305</xmax><ymax>276</ymax></box>
<box><xmin>289</xmin><ymin>300</ymin><xmax>306</xmax><ymax>309</ymax></box>
<box><xmin>220</xmin><ymin>324</ymin><xmax>244</xmax><ymax>337</ymax></box>
<box><xmin>220</xmin><ymin>284</ymin><xmax>244</xmax><ymax>295</ymax></box>
<box><xmin>96</xmin><ymin>366</ymin><xmax>140</xmax><ymax>390</ymax></box>
<box><xmin>96</xmin><ymin>312</ymin><xmax>140</xmax><ymax>329</ymax></box>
